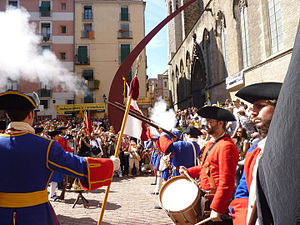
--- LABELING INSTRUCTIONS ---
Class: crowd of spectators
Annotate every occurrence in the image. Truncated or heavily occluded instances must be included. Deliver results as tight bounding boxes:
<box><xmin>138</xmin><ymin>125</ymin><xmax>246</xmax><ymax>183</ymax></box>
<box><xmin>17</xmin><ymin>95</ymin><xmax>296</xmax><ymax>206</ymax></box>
<box><xmin>0</xmin><ymin>97</ymin><xmax>259</xmax><ymax>187</ymax></box>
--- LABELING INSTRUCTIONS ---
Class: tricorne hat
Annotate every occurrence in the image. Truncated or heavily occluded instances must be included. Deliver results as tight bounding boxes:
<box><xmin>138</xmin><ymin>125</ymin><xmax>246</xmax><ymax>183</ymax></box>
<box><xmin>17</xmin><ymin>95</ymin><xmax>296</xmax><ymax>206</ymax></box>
<box><xmin>182</xmin><ymin>126</ymin><xmax>202</xmax><ymax>136</ymax></box>
<box><xmin>235</xmin><ymin>82</ymin><xmax>282</xmax><ymax>104</ymax></box>
<box><xmin>198</xmin><ymin>106</ymin><xmax>236</xmax><ymax>121</ymax></box>
<box><xmin>0</xmin><ymin>91</ymin><xmax>39</xmax><ymax>110</ymax></box>
<box><xmin>48</xmin><ymin>130</ymin><xmax>61</xmax><ymax>138</ymax></box>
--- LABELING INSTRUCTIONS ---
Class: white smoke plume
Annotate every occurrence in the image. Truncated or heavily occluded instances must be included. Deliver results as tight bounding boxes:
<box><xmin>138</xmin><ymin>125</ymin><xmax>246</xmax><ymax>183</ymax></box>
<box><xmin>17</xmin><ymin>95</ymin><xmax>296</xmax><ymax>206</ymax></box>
<box><xmin>150</xmin><ymin>97</ymin><xmax>177</xmax><ymax>131</ymax></box>
<box><xmin>0</xmin><ymin>8</ymin><xmax>82</xmax><ymax>92</ymax></box>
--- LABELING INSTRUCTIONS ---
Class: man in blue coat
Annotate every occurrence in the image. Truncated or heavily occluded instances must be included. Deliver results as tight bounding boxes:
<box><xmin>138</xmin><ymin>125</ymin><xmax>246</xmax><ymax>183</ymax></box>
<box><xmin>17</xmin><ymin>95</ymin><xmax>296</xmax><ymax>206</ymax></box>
<box><xmin>0</xmin><ymin>91</ymin><xmax>120</xmax><ymax>225</ymax></box>
<box><xmin>157</xmin><ymin>126</ymin><xmax>201</xmax><ymax>177</ymax></box>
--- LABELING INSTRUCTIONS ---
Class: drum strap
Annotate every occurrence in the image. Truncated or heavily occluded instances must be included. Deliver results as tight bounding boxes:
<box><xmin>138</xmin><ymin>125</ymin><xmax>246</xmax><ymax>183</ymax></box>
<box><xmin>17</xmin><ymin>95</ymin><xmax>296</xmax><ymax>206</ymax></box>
<box><xmin>201</xmin><ymin>135</ymin><xmax>228</xmax><ymax>194</ymax></box>
<box><xmin>201</xmin><ymin>134</ymin><xmax>227</xmax><ymax>166</ymax></box>
<box><xmin>189</xmin><ymin>142</ymin><xmax>197</xmax><ymax>166</ymax></box>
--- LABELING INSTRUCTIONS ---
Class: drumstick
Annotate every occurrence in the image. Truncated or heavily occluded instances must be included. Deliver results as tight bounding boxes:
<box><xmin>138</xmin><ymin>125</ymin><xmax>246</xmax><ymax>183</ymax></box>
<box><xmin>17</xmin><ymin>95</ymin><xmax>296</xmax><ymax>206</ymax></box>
<box><xmin>194</xmin><ymin>217</ymin><xmax>212</xmax><ymax>225</ymax></box>
<box><xmin>183</xmin><ymin>171</ymin><xmax>199</xmax><ymax>186</ymax></box>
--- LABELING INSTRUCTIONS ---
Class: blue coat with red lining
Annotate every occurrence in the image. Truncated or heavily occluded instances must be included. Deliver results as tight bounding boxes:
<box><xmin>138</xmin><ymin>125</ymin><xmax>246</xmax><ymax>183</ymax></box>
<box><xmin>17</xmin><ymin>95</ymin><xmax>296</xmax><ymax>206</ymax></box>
<box><xmin>0</xmin><ymin>132</ymin><xmax>113</xmax><ymax>225</ymax></box>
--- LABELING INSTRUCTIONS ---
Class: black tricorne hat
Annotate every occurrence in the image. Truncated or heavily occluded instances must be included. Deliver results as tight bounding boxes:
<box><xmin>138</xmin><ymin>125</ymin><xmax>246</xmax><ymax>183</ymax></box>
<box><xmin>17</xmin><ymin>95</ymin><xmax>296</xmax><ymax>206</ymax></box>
<box><xmin>182</xmin><ymin>126</ymin><xmax>202</xmax><ymax>136</ymax></box>
<box><xmin>34</xmin><ymin>127</ymin><xmax>44</xmax><ymax>134</ymax></box>
<box><xmin>0</xmin><ymin>91</ymin><xmax>39</xmax><ymax>110</ymax></box>
<box><xmin>48</xmin><ymin>130</ymin><xmax>61</xmax><ymax>138</ymax></box>
<box><xmin>198</xmin><ymin>106</ymin><xmax>236</xmax><ymax>121</ymax></box>
<box><xmin>235</xmin><ymin>82</ymin><xmax>282</xmax><ymax>104</ymax></box>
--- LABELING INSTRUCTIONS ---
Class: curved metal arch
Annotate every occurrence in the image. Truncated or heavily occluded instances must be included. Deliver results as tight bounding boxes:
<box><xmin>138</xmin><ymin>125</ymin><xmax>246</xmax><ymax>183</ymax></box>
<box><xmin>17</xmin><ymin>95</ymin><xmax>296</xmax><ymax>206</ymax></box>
<box><xmin>108</xmin><ymin>0</ymin><xmax>197</xmax><ymax>131</ymax></box>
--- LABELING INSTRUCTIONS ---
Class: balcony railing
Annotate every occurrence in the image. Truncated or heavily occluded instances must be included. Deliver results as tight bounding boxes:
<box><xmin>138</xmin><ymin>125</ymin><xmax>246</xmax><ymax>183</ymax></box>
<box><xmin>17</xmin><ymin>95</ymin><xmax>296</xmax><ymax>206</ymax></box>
<box><xmin>41</xmin><ymin>33</ymin><xmax>52</xmax><ymax>42</ymax></box>
<box><xmin>86</xmin><ymin>80</ymin><xmax>100</xmax><ymax>90</ymax></box>
<box><xmin>81</xmin><ymin>30</ymin><xmax>94</xmax><ymax>39</ymax></box>
<box><xmin>40</xmin><ymin>10</ymin><xmax>51</xmax><ymax>17</ymax></box>
<box><xmin>39</xmin><ymin>89</ymin><xmax>51</xmax><ymax>97</ymax></box>
<box><xmin>117</xmin><ymin>30</ymin><xmax>132</xmax><ymax>39</ymax></box>
<box><xmin>75</xmin><ymin>55</ymin><xmax>90</xmax><ymax>65</ymax></box>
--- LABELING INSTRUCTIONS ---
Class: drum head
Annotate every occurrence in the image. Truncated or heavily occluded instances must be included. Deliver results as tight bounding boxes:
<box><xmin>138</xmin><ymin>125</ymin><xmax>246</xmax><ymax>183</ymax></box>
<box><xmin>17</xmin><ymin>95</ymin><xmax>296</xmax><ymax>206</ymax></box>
<box><xmin>159</xmin><ymin>176</ymin><xmax>199</xmax><ymax>212</ymax></box>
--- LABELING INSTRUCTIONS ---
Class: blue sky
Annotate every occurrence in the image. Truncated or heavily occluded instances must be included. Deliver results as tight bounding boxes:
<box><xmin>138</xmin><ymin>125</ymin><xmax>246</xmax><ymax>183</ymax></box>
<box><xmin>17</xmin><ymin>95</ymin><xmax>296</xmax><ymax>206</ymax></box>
<box><xmin>144</xmin><ymin>0</ymin><xmax>168</xmax><ymax>78</ymax></box>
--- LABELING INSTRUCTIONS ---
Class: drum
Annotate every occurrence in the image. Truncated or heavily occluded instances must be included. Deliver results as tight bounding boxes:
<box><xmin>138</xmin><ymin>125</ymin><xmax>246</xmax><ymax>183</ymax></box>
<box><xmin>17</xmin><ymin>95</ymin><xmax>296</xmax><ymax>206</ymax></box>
<box><xmin>159</xmin><ymin>175</ymin><xmax>202</xmax><ymax>224</ymax></box>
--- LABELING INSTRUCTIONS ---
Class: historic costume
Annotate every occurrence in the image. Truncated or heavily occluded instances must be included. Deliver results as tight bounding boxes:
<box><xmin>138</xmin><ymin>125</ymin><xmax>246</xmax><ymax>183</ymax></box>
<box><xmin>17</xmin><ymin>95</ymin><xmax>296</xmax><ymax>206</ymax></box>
<box><xmin>0</xmin><ymin>91</ymin><xmax>117</xmax><ymax>225</ymax></box>
<box><xmin>184</xmin><ymin>107</ymin><xmax>239</xmax><ymax>222</ymax></box>
<box><xmin>157</xmin><ymin>127</ymin><xmax>201</xmax><ymax>177</ymax></box>
<box><xmin>228</xmin><ymin>82</ymin><xmax>282</xmax><ymax>225</ymax></box>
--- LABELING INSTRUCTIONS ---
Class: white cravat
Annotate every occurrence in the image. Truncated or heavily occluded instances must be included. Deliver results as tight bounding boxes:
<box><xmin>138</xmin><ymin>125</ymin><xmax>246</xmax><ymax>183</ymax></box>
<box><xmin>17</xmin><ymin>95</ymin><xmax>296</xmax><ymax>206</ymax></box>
<box><xmin>6</xmin><ymin>122</ymin><xmax>35</xmax><ymax>134</ymax></box>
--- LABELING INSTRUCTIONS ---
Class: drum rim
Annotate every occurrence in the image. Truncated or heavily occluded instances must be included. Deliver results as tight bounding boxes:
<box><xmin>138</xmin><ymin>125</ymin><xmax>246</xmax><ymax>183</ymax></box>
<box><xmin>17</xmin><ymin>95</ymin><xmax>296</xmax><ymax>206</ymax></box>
<box><xmin>159</xmin><ymin>175</ymin><xmax>200</xmax><ymax>213</ymax></box>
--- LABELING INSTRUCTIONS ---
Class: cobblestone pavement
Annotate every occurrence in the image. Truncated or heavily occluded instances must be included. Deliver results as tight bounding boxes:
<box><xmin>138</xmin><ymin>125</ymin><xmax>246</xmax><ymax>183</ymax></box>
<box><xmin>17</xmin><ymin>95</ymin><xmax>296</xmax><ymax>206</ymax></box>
<box><xmin>51</xmin><ymin>175</ymin><xmax>173</xmax><ymax>225</ymax></box>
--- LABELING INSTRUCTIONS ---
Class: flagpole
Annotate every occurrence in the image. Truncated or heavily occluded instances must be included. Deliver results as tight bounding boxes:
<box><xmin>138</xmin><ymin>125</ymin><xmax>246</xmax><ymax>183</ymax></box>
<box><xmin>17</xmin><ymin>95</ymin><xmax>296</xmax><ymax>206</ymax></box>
<box><xmin>97</xmin><ymin>93</ymin><xmax>133</xmax><ymax>225</ymax></box>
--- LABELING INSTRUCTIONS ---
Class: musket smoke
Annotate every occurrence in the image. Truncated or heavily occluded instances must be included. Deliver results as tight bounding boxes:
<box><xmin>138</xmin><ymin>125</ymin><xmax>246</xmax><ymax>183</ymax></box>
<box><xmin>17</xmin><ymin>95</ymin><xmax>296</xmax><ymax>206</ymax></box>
<box><xmin>0</xmin><ymin>8</ymin><xmax>82</xmax><ymax>92</ymax></box>
<box><xmin>150</xmin><ymin>97</ymin><xmax>177</xmax><ymax>131</ymax></box>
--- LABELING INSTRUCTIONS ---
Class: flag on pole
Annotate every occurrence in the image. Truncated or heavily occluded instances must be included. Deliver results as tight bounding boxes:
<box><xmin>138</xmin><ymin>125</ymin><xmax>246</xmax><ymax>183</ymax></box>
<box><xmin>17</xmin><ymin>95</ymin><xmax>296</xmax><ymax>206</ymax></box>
<box><xmin>78</xmin><ymin>108</ymin><xmax>83</xmax><ymax>119</ymax></box>
<box><xmin>123</xmin><ymin>77</ymin><xmax>147</xmax><ymax>141</ymax></box>
<box><xmin>83</xmin><ymin>110</ymin><xmax>93</xmax><ymax>134</ymax></box>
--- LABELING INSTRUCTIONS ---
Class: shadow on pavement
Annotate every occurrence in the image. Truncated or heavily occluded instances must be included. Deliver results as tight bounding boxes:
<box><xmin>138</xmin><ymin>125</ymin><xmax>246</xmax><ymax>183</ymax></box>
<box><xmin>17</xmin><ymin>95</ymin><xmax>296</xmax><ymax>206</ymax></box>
<box><xmin>63</xmin><ymin>198</ymin><xmax>100</xmax><ymax>208</ymax></box>
<box><xmin>57</xmin><ymin>215</ymin><xmax>100</xmax><ymax>225</ymax></box>
<box><xmin>57</xmin><ymin>215</ymin><xmax>113</xmax><ymax>225</ymax></box>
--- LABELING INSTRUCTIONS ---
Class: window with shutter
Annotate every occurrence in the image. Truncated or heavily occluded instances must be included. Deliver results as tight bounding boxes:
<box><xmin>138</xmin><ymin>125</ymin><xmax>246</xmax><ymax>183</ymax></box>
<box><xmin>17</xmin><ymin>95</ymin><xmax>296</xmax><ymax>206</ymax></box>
<box><xmin>121</xmin><ymin>7</ymin><xmax>129</xmax><ymax>21</ymax></box>
<box><xmin>121</xmin><ymin>44</ymin><xmax>130</xmax><ymax>63</ymax></box>
<box><xmin>77</xmin><ymin>46</ymin><xmax>88</xmax><ymax>64</ymax></box>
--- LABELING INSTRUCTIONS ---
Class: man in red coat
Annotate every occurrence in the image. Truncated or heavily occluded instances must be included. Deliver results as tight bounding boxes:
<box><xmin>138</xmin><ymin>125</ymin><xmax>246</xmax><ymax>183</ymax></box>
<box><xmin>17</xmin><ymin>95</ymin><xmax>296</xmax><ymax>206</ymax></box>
<box><xmin>57</xmin><ymin>126</ymin><xmax>69</xmax><ymax>152</ymax></box>
<box><xmin>180</xmin><ymin>106</ymin><xmax>239</xmax><ymax>224</ymax></box>
<box><xmin>228</xmin><ymin>82</ymin><xmax>282</xmax><ymax>225</ymax></box>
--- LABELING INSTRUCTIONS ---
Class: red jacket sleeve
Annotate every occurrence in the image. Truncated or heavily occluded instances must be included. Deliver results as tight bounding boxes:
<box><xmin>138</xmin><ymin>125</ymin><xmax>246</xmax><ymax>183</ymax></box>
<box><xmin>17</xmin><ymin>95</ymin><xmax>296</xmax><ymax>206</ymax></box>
<box><xmin>187</xmin><ymin>165</ymin><xmax>202</xmax><ymax>179</ymax></box>
<box><xmin>210</xmin><ymin>142</ymin><xmax>239</xmax><ymax>214</ymax></box>
<box><xmin>80</xmin><ymin>157</ymin><xmax>113</xmax><ymax>191</ymax></box>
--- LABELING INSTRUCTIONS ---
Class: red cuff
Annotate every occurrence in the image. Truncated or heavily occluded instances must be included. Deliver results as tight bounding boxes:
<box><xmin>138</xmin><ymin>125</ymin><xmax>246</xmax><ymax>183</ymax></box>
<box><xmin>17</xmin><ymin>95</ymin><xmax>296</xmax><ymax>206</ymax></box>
<box><xmin>80</xmin><ymin>158</ymin><xmax>113</xmax><ymax>191</ymax></box>
<box><xmin>157</xmin><ymin>135</ymin><xmax>173</xmax><ymax>154</ymax></box>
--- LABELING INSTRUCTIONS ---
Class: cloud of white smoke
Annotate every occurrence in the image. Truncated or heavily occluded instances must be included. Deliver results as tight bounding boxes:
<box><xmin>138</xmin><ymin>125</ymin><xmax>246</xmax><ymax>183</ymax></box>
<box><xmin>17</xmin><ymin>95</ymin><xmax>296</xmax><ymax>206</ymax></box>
<box><xmin>0</xmin><ymin>8</ymin><xmax>82</xmax><ymax>92</ymax></box>
<box><xmin>150</xmin><ymin>97</ymin><xmax>177</xmax><ymax>131</ymax></box>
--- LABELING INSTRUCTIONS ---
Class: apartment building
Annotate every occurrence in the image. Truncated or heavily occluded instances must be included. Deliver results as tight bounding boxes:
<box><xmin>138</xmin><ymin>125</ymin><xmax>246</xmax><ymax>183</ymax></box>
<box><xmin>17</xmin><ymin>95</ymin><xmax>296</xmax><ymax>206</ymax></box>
<box><xmin>74</xmin><ymin>0</ymin><xmax>147</xmax><ymax>117</ymax></box>
<box><xmin>0</xmin><ymin>0</ymin><xmax>75</xmax><ymax>118</ymax></box>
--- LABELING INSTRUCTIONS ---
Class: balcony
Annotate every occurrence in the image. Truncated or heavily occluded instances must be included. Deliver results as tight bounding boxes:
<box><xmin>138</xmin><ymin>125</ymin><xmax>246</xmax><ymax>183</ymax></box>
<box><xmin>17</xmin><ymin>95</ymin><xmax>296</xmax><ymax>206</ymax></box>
<box><xmin>118</xmin><ymin>30</ymin><xmax>132</xmax><ymax>39</ymax></box>
<box><xmin>40</xmin><ymin>10</ymin><xmax>51</xmax><ymax>17</ymax></box>
<box><xmin>75</xmin><ymin>55</ymin><xmax>90</xmax><ymax>65</ymax></box>
<box><xmin>81</xmin><ymin>30</ymin><xmax>94</xmax><ymax>39</ymax></box>
<box><xmin>86</xmin><ymin>80</ymin><xmax>100</xmax><ymax>90</ymax></box>
<box><xmin>41</xmin><ymin>33</ymin><xmax>52</xmax><ymax>42</ymax></box>
<box><xmin>39</xmin><ymin>89</ymin><xmax>51</xmax><ymax>97</ymax></box>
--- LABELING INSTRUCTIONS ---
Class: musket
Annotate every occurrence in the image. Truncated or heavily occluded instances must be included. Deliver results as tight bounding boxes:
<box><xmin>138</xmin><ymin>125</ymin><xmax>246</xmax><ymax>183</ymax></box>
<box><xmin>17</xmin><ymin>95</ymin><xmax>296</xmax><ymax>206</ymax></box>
<box><xmin>105</xmin><ymin>99</ymin><xmax>176</xmax><ymax>139</ymax></box>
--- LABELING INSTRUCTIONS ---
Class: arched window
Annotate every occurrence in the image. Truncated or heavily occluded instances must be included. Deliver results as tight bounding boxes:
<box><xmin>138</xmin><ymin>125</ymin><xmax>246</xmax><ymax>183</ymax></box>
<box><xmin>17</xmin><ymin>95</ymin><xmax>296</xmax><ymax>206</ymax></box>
<box><xmin>186</xmin><ymin>51</ymin><xmax>191</xmax><ymax>77</ymax></box>
<box><xmin>203</xmin><ymin>29</ymin><xmax>212</xmax><ymax>85</ymax></box>
<box><xmin>217</xmin><ymin>11</ymin><xmax>227</xmax><ymax>77</ymax></box>
<box><xmin>169</xmin><ymin>1</ymin><xmax>172</xmax><ymax>14</ymax></box>
<box><xmin>180</xmin><ymin>59</ymin><xmax>184</xmax><ymax>75</ymax></box>
<box><xmin>175</xmin><ymin>0</ymin><xmax>179</xmax><ymax>10</ymax></box>
<box><xmin>239</xmin><ymin>0</ymin><xmax>250</xmax><ymax>68</ymax></box>
<box><xmin>267</xmin><ymin>0</ymin><xmax>283</xmax><ymax>54</ymax></box>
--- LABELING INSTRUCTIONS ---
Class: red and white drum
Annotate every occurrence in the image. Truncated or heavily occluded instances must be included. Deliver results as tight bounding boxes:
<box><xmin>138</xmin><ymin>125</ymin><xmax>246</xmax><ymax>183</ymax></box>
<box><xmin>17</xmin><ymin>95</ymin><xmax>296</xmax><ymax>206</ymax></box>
<box><xmin>159</xmin><ymin>175</ymin><xmax>202</xmax><ymax>224</ymax></box>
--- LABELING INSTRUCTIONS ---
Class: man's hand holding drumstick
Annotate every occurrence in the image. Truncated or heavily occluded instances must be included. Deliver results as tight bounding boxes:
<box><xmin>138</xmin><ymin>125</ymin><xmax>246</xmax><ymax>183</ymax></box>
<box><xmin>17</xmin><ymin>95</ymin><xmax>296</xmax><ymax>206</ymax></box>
<box><xmin>179</xmin><ymin>166</ymin><xmax>222</xmax><ymax>223</ymax></box>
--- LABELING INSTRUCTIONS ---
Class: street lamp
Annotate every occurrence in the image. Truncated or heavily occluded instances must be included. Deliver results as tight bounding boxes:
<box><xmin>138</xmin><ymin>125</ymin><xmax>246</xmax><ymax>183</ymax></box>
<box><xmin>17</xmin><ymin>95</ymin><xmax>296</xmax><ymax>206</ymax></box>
<box><xmin>102</xmin><ymin>94</ymin><xmax>107</xmax><ymax>102</ymax></box>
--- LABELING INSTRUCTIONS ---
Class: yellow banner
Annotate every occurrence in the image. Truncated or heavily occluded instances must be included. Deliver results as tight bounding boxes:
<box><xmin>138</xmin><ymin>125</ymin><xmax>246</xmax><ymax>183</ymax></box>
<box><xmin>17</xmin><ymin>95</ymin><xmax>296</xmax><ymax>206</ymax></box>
<box><xmin>55</xmin><ymin>103</ymin><xmax>106</xmax><ymax>115</ymax></box>
<box><xmin>124</xmin><ymin>97</ymin><xmax>151</xmax><ymax>105</ymax></box>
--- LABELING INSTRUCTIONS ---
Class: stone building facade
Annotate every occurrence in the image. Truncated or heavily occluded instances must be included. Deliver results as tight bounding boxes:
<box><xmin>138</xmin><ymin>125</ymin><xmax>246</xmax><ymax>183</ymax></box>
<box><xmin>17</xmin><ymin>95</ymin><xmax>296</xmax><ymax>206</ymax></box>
<box><xmin>166</xmin><ymin>0</ymin><xmax>300</xmax><ymax>110</ymax></box>
<box><xmin>147</xmin><ymin>72</ymin><xmax>171</xmax><ymax>108</ymax></box>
